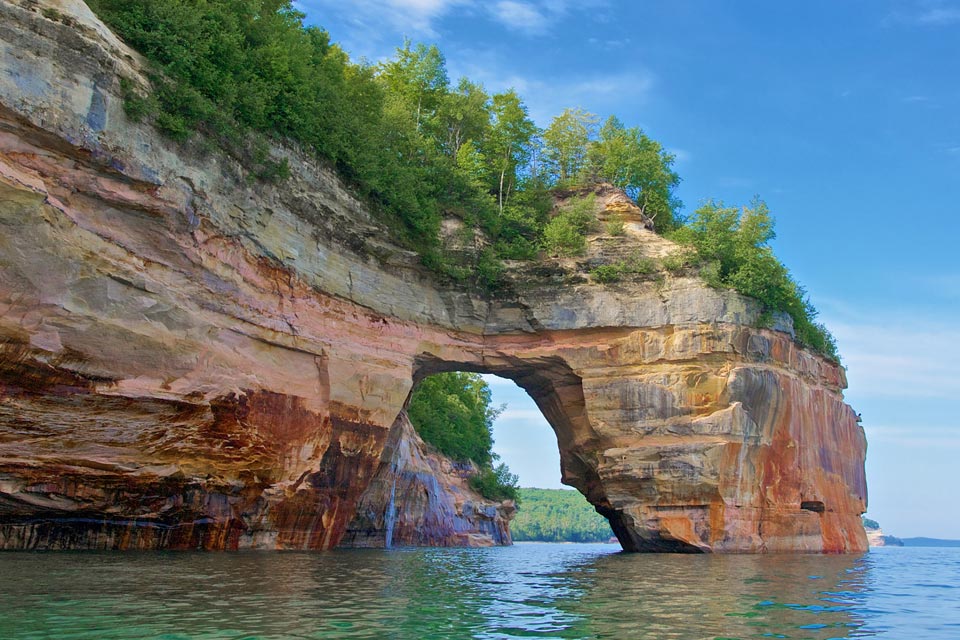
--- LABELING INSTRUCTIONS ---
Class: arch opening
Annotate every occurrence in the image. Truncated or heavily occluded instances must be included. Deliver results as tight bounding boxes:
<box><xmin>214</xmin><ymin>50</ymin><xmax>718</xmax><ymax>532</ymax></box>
<box><xmin>342</xmin><ymin>354</ymin><xmax>643</xmax><ymax>551</ymax></box>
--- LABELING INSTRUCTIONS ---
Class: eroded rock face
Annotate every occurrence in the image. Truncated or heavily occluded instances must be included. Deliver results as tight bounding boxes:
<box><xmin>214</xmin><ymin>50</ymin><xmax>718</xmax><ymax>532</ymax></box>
<box><xmin>0</xmin><ymin>0</ymin><xmax>867</xmax><ymax>552</ymax></box>
<box><xmin>342</xmin><ymin>411</ymin><xmax>513</xmax><ymax>548</ymax></box>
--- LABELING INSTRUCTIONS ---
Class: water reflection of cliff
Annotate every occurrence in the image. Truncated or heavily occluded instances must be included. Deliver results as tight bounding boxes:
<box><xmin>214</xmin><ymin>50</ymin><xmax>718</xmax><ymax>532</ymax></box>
<box><xmin>0</xmin><ymin>544</ymin><xmax>887</xmax><ymax>638</ymax></box>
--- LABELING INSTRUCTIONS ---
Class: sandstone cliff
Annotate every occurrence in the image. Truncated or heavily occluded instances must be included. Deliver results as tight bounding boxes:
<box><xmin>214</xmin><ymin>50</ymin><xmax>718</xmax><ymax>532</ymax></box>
<box><xmin>342</xmin><ymin>411</ymin><xmax>513</xmax><ymax>548</ymax></box>
<box><xmin>864</xmin><ymin>523</ymin><xmax>904</xmax><ymax>547</ymax></box>
<box><xmin>0</xmin><ymin>0</ymin><xmax>867</xmax><ymax>552</ymax></box>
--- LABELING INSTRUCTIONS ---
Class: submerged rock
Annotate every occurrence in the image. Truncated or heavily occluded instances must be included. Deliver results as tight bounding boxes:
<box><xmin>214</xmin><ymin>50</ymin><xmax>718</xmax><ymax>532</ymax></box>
<box><xmin>0</xmin><ymin>0</ymin><xmax>866</xmax><ymax>552</ymax></box>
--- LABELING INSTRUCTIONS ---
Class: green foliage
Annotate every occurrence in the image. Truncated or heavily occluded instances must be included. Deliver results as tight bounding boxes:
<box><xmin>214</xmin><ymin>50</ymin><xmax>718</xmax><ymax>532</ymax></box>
<box><xmin>118</xmin><ymin>77</ymin><xmax>153</xmax><ymax>122</ymax></box>
<box><xmin>590</xmin><ymin>264</ymin><xmax>624</xmax><ymax>283</ymax></box>
<box><xmin>605</xmin><ymin>214</ymin><xmax>626</xmax><ymax>236</ymax></box>
<box><xmin>475</xmin><ymin>247</ymin><xmax>505</xmax><ymax>289</ymax></box>
<box><xmin>862</xmin><ymin>517</ymin><xmax>880</xmax><ymax>530</ymax></box>
<box><xmin>669</xmin><ymin>199</ymin><xmax>839</xmax><ymax>360</ymax></box>
<box><xmin>511</xmin><ymin>488</ymin><xmax>613</xmax><ymax>543</ymax></box>
<box><xmin>589</xmin><ymin>116</ymin><xmax>683</xmax><ymax>233</ymax></box>
<box><xmin>590</xmin><ymin>252</ymin><xmax>656</xmax><ymax>283</ymax></box>
<box><xmin>470</xmin><ymin>463</ymin><xmax>520</xmax><ymax>502</ymax></box>
<box><xmin>661</xmin><ymin>248</ymin><xmax>698</xmax><ymax>273</ymax></box>
<box><xmin>541</xmin><ymin>195</ymin><xmax>595</xmax><ymax>257</ymax></box>
<box><xmin>89</xmin><ymin>1</ymin><xmax>839</xmax><ymax>359</ymax></box>
<box><xmin>408</xmin><ymin>372</ymin><xmax>518</xmax><ymax>502</ymax></box>
<box><xmin>543</xmin><ymin>108</ymin><xmax>598</xmax><ymax>184</ymax></box>
<box><xmin>542</xmin><ymin>217</ymin><xmax>586</xmax><ymax>257</ymax></box>
<box><xmin>408</xmin><ymin>372</ymin><xmax>500</xmax><ymax>466</ymax></box>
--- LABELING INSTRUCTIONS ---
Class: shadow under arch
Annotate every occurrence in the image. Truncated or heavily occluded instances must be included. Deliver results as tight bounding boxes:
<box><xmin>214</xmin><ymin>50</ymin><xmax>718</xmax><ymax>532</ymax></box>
<box><xmin>405</xmin><ymin>352</ymin><xmax>678</xmax><ymax>553</ymax></box>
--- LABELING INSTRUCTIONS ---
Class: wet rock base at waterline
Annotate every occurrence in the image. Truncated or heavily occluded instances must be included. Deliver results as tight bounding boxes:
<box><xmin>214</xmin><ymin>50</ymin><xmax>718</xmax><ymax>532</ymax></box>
<box><xmin>0</xmin><ymin>0</ymin><xmax>866</xmax><ymax>552</ymax></box>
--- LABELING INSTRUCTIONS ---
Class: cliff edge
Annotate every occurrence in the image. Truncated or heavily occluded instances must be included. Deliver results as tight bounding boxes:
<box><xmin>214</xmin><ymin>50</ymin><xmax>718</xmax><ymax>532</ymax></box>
<box><xmin>0</xmin><ymin>0</ymin><xmax>866</xmax><ymax>552</ymax></box>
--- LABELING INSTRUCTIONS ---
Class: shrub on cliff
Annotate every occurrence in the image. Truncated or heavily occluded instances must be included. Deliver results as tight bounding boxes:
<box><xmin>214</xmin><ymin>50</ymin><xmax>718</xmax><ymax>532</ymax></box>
<box><xmin>469</xmin><ymin>463</ymin><xmax>520</xmax><ymax>503</ymax></box>
<box><xmin>407</xmin><ymin>372</ymin><xmax>518</xmax><ymax>502</ymax></box>
<box><xmin>87</xmin><ymin>1</ymin><xmax>682</xmax><ymax>269</ymax></box>
<box><xmin>541</xmin><ymin>195</ymin><xmax>596</xmax><ymax>257</ymax></box>
<box><xmin>670</xmin><ymin>199</ymin><xmax>839</xmax><ymax>360</ymax></box>
<box><xmin>88</xmin><ymin>1</ymin><xmax>839</xmax><ymax>360</ymax></box>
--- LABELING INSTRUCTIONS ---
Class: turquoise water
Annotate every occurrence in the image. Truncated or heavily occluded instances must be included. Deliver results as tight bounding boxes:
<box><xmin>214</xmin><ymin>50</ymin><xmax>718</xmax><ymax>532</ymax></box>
<box><xmin>0</xmin><ymin>544</ymin><xmax>956</xmax><ymax>639</ymax></box>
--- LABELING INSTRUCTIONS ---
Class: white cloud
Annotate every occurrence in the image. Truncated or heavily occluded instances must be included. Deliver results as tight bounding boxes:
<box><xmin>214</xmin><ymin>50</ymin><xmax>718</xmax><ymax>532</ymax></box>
<box><xmin>885</xmin><ymin>1</ymin><xmax>960</xmax><ymax>27</ymax></box>
<box><xmin>297</xmin><ymin>0</ymin><xmax>469</xmax><ymax>38</ymax></box>
<box><xmin>865</xmin><ymin>424</ymin><xmax>960</xmax><ymax>448</ymax></box>
<box><xmin>915</xmin><ymin>6</ymin><xmax>960</xmax><ymax>24</ymax></box>
<box><xmin>448</xmin><ymin>49</ymin><xmax>656</xmax><ymax>125</ymax></box>
<box><xmin>487</xmin><ymin>0</ymin><xmax>608</xmax><ymax>35</ymax></box>
<box><xmin>299</xmin><ymin>0</ymin><xmax>609</xmax><ymax>53</ymax></box>
<box><xmin>825</xmin><ymin>312</ymin><xmax>960</xmax><ymax>401</ymax></box>
<box><xmin>490</xmin><ymin>1</ymin><xmax>548</xmax><ymax>34</ymax></box>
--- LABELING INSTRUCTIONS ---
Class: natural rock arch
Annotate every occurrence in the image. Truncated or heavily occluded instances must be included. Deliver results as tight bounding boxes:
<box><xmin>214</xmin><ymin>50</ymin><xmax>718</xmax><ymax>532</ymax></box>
<box><xmin>0</xmin><ymin>1</ymin><xmax>866</xmax><ymax>552</ymax></box>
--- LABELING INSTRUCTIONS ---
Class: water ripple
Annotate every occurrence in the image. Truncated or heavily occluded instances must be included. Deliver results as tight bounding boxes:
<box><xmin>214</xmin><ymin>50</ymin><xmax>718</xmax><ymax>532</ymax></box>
<box><xmin>0</xmin><ymin>545</ymin><xmax>956</xmax><ymax>638</ymax></box>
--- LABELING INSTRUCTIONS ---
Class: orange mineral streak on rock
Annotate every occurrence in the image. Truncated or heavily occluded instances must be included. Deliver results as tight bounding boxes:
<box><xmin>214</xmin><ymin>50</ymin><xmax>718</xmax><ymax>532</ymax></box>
<box><xmin>0</xmin><ymin>0</ymin><xmax>867</xmax><ymax>551</ymax></box>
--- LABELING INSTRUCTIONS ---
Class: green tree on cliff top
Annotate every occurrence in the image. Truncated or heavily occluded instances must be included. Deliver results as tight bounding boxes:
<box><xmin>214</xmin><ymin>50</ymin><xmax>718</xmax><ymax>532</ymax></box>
<box><xmin>407</xmin><ymin>372</ymin><xmax>519</xmax><ymax>502</ymax></box>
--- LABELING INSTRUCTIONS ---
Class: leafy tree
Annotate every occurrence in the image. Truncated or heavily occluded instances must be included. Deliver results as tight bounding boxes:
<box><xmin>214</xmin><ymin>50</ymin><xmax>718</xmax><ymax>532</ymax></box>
<box><xmin>437</xmin><ymin>78</ymin><xmax>490</xmax><ymax>157</ymax></box>
<box><xmin>378</xmin><ymin>40</ymin><xmax>448</xmax><ymax>131</ymax></box>
<box><xmin>589</xmin><ymin>115</ymin><xmax>682</xmax><ymax>232</ymax></box>
<box><xmin>408</xmin><ymin>372</ymin><xmax>501</xmax><ymax>466</ymax></box>
<box><xmin>543</xmin><ymin>107</ymin><xmax>598</xmax><ymax>184</ymax></box>
<box><xmin>484</xmin><ymin>90</ymin><xmax>538</xmax><ymax>215</ymax></box>
<box><xmin>408</xmin><ymin>372</ymin><xmax>519</xmax><ymax>502</ymax></box>
<box><xmin>670</xmin><ymin>199</ymin><xmax>839</xmax><ymax>359</ymax></box>
<box><xmin>470</xmin><ymin>463</ymin><xmax>520</xmax><ymax>502</ymax></box>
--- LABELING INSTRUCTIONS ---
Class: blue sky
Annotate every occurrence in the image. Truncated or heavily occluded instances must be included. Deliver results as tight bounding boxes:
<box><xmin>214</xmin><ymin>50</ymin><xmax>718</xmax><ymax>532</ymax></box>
<box><xmin>297</xmin><ymin>0</ymin><xmax>960</xmax><ymax>538</ymax></box>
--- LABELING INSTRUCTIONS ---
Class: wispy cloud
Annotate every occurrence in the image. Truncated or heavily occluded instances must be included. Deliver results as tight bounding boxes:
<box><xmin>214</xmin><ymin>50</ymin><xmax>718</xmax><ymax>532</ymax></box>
<box><xmin>866</xmin><ymin>424</ymin><xmax>960</xmax><ymax>448</ymax></box>
<box><xmin>448</xmin><ymin>50</ymin><xmax>656</xmax><ymax>124</ymax></box>
<box><xmin>486</xmin><ymin>0</ymin><xmax>609</xmax><ymax>35</ymax></box>
<box><xmin>490</xmin><ymin>1</ymin><xmax>549</xmax><ymax>34</ymax></box>
<box><xmin>298</xmin><ymin>0</ymin><xmax>469</xmax><ymax>38</ymax></box>
<box><xmin>299</xmin><ymin>0</ymin><xmax>608</xmax><ymax>53</ymax></box>
<box><xmin>885</xmin><ymin>1</ymin><xmax>960</xmax><ymax>26</ymax></box>
<box><xmin>914</xmin><ymin>6</ymin><xmax>960</xmax><ymax>24</ymax></box>
<box><xmin>824</xmin><ymin>311</ymin><xmax>960</xmax><ymax>401</ymax></box>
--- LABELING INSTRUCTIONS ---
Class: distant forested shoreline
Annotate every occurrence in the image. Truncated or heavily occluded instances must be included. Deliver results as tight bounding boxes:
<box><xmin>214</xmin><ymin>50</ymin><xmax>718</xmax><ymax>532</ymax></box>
<box><xmin>511</xmin><ymin>488</ymin><xmax>614</xmax><ymax>543</ymax></box>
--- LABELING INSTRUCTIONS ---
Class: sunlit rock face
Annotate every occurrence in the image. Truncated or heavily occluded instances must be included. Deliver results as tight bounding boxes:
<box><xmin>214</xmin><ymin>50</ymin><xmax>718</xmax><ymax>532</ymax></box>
<box><xmin>0</xmin><ymin>0</ymin><xmax>867</xmax><ymax>552</ymax></box>
<box><xmin>342</xmin><ymin>411</ymin><xmax>514</xmax><ymax>548</ymax></box>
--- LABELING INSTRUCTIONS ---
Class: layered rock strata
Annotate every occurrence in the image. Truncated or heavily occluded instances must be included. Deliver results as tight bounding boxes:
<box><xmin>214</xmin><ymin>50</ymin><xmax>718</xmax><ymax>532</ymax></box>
<box><xmin>0</xmin><ymin>0</ymin><xmax>867</xmax><ymax>552</ymax></box>
<box><xmin>342</xmin><ymin>411</ymin><xmax>513</xmax><ymax>548</ymax></box>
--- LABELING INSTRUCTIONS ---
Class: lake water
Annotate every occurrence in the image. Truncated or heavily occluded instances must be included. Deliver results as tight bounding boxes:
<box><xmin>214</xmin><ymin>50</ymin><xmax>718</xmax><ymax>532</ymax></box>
<box><xmin>0</xmin><ymin>544</ymin><xmax>956</xmax><ymax>639</ymax></box>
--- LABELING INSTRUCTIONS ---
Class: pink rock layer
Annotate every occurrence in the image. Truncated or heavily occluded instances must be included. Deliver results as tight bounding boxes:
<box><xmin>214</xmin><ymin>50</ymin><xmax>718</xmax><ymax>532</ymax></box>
<box><xmin>0</xmin><ymin>1</ymin><xmax>866</xmax><ymax>552</ymax></box>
